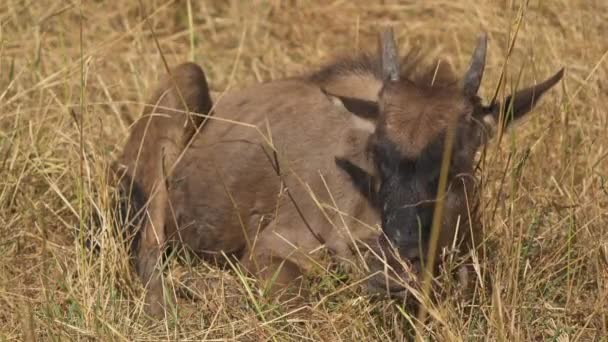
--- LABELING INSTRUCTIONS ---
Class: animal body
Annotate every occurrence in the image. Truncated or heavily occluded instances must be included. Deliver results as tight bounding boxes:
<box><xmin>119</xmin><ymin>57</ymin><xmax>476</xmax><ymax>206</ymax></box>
<box><xmin>113</xmin><ymin>29</ymin><xmax>563</xmax><ymax>316</ymax></box>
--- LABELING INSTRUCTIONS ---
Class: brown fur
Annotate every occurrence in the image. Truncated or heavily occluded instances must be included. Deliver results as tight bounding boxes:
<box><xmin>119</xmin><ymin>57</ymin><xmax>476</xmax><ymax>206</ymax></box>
<box><xmin>114</xmin><ymin>62</ymin><xmax>213</xmax><ymax>316</ymax></box>
<box><xmin>113</xmin><ymin>34</ymin><xmax>562</xmax><ymax>317</ymax></box>
<box><xmin>379</xmin><ymin>82</ymin><xmax>470</xmax><ymax>158</ymax></box>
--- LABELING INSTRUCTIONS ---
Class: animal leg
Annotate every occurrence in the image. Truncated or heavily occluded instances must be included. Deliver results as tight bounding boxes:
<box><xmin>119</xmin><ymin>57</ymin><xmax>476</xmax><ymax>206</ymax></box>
<box><xmin>136</xmin><ymin>178</ymin><xmax>170</xmax><ymax>318</ymax></box>
<box><xmin>240</xmin><ymin>250</ymin><xmax>306</xmax><ymax>300</ymax></box>
<box><xmin>116</xmin><ymin>62</ymin><xmax>214</xmax><ymax>317</ymax></box>
<box><xmin>146</xmin><ymin>62</ymin><xmax>214</xmax><ymax>170</ymax></box>
<box><xmin>238</xmin><ymin>229</ymin><xmax>311</xmax><ymax>301</ymax></box>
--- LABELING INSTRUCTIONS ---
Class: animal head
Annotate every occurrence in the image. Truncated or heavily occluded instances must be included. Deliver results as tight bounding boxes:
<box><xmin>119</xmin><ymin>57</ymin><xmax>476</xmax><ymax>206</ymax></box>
<box><xmin>328</xmin><ymin>29</ymin><xmax>564</xmax><ymax>290</ymax></box>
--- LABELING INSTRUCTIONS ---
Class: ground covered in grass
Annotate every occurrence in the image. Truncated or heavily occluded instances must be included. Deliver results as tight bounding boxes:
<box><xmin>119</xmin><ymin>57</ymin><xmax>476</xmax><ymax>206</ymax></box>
<box><xmin>1</xmin><ymin>0</ymin><xmax>607</xmax><ymax>340</ymax></box>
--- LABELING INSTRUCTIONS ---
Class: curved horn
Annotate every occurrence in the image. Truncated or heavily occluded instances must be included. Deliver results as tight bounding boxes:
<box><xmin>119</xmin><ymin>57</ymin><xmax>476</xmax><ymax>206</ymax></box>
<box><xmin>378</xmin><ymin>28</ymin><xmax>400</xmax><ymax>81</ymax></box>
<box><xmin>463</xmin><ymin>33</ymin><xmax>488</xmax><ymax>97</ymax></box>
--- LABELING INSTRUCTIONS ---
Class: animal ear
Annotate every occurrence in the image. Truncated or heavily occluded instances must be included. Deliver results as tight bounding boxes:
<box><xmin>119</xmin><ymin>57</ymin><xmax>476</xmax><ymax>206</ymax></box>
<box><xmin>462</xmin><ymin>33</ymin><xmax>488</xmax><ymax>98</ymax></box>
<box><xmin>482</xmin><ymin>68</ymin><xmax>564</xmax><ymax>131</ymax></box>
<box><xmin>378</xmin><ymin>28</ymin><xmax>400</xmax><ymax>81</ymax></box>
<box><xmin>322</xmin><ymin>88</ymin><xmax>379</xmax><ymax>121</ymax></box>
<box><xmin>335</xmin><ymin>157</ymin><xmax>379</xmax><ymax>208</ymax></box>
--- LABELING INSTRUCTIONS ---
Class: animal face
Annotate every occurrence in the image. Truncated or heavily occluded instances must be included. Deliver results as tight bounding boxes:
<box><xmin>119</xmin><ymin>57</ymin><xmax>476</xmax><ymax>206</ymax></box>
<box><xmin>330</xmin><ymin>29</ymin><xmax>563</xmax><ymax>291</ymax></box>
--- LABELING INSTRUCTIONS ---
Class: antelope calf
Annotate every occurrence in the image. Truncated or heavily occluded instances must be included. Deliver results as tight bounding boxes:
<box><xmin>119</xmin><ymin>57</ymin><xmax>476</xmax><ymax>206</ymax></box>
<box><xmin>113</xmin><ymin>29</ymin><xmax>563</xmax><ymax>316</ymax></box>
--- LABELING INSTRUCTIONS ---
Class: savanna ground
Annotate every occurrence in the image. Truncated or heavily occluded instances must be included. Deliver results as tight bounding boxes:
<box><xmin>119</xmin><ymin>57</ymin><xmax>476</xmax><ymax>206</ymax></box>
<box><xmin>1</xmin><ymin>0</ymin><xmax>607</xmax><ymax>340</ymax></box>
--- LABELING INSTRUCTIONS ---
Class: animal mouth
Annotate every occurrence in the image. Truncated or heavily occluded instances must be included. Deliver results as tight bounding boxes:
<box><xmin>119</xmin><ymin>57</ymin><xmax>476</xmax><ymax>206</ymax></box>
<box><xmin>365</xmin><ymin>253</ymin><xmax>422</xmax><ymax>297</ymax></box>
<box><xmin>367</xmin><ymin>275</ymin><xmax>408</xmax><ymax>294</ymax></box>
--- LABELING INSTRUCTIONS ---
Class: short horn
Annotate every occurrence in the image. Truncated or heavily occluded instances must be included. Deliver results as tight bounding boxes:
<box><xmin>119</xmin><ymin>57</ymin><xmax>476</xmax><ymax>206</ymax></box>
<box><xmin>463</xmin><ymin>33</ymin><xmax>488</xmax><ymax>97</ymax></box>
<box><xmin>378</xmin><ymin>28</ymin><xmax>400</xmax><ymax>81</ymax></box>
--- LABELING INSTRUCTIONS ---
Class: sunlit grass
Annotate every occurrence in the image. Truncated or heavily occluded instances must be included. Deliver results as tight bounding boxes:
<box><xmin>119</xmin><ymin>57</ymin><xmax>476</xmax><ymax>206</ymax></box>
<box><xmin>0</xmin><ymin>0</ymin><xmax>606</xmax><ymax>340</ymax></box>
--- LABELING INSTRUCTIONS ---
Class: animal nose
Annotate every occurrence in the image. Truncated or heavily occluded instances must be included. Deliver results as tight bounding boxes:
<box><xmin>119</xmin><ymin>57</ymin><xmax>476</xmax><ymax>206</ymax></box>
<box><xmin>382</xmin><ymin>234</ymin><xmax>424</xmax><ymax>263</ymax></box>
<box><xmin>399</xmin><ymin>242</ymin><xmax>423</xmax><ymax>263</ymax></box>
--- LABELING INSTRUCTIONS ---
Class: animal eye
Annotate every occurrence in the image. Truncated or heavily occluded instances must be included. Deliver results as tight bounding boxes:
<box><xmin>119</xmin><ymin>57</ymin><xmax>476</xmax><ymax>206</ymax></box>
<box><xmin>376</xmin><ymin>157</ymin><xmax>393</xmax><ymax>180</ymax></box>
<box><xmin>428</xmin><ymin>170</ymin><xmax>458</xmax><ymax>192</ymax></box>
<box><xmin>371</xmin><ymin>143</ymin><xmax>396</xmax><ymax>178</ymax></box>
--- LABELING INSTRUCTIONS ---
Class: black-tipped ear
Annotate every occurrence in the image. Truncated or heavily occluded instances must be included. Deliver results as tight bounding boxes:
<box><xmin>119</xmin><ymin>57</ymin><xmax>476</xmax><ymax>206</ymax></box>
<box><xmin>484</xmin><ymin>68</ymin><xmax>564</xmax><ymax>129</ymax></box>
<box><xmin>322</xmin><ymin>88</ymin><xmax>379</xmax><ymax>120</ymax></box>
<box><xmin>335</xmin><ymin>157</ymin><xmax>379</xmax><ymax>208</ymax></box>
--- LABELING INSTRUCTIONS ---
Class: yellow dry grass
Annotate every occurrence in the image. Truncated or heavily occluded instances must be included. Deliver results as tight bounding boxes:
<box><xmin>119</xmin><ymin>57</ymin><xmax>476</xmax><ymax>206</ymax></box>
<box><xmin>1</xmin><ymin>0</ymin><xmax>607</xmax><ymax>340</ymax></box>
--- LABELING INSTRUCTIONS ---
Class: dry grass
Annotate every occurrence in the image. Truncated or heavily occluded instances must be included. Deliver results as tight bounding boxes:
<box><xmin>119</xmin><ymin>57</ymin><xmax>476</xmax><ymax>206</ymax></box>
<box><xmin>1</xmin><ymin>0</ymin><xmax>607</xmax><ymax>340</ymax></box>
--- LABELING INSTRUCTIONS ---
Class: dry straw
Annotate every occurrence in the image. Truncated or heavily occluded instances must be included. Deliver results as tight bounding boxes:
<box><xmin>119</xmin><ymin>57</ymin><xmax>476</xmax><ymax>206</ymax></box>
<box><xmin>0</xmin><ymin>0</ymin><xmax>606</xmax><ymax>340</ymax></box>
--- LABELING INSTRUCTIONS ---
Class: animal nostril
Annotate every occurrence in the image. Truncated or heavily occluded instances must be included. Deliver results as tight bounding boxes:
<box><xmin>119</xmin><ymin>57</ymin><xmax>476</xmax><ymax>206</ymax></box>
<box><xmin>401</xmin><ymin>245</ymin><xmax>422</xmax><ymax>262</ymax></box>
